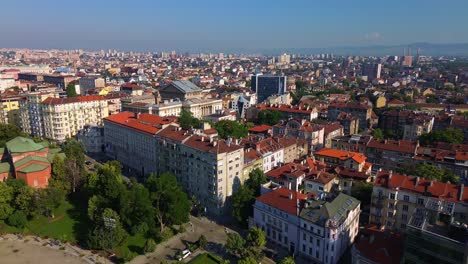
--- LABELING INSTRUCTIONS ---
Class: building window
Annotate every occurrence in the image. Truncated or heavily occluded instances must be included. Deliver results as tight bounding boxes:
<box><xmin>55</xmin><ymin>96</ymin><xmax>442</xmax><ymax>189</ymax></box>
<box><xmin>390</xmin><ymin>193</ymin><xmax>395</xmax><ymax>199</ymax></box>
<box><xmin>309</xmin><ymin>247</ymin><xmax>313</xmax><ymax>255</ymax></box>
<box><xmin>303</xmin><ymin>233</ymin><xmax>306</xmax><ymax>240</ymax></box>
<box><xmin>402</xmin><ymin>214</ymin><xmax>407</xmax><ymax>221</ymax></box>
<box><xmin>403</xmin><ymin>195</ymin><xmax>409</xmax><ymax>202</ymax></box>
<box><xmin>316</xmin><ymin>251</ymin><xmax>319</xmax><ymax>259</ymax></box>
<box><xmin>401</xmin><ymin>223</ymin><xmax>406</xmax><ymax>229</ymax></box>
<box><xmin>302</xmin><ymin>244</ymin><xmax>306</xmax><ymax>252</ymax></box>
<box><xmin>417</xmin><ymin>198</ymin><xmax>424</xmax><ymax>205</ymax></box>
<box><xmin>402</xmin><ymin>205</ymin><xmax>408</xmax><ymax>212</ymax></box>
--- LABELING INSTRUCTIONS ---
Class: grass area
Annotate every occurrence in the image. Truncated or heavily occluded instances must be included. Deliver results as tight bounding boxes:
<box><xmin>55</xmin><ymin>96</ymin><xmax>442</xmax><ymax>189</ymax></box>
<box><xmin>188</xmin><ymin>253</ymin><xmax>224</xmax><ymax>264</ymax></box>
<box><xmin>0</xmin><ymin>200</ymin><xmax>79</xmax><ymax>242</ymax></box>
<box><xmin>114</xmin><ymin>232</ymin><xmax>146</xmax><ymax>259</ymax></box>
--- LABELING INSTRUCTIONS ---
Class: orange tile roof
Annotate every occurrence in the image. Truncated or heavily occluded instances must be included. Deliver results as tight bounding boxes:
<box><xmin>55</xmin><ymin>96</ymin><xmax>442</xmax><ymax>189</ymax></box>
<box><xmin>248</xmin><ymin>125</ymin><xmax>272</xmax><ymax>133</ymax></box>
<box><xmin>315</xmin><ymin>148</ymin><xmax>367</xmax><ymax>164</ymax></box>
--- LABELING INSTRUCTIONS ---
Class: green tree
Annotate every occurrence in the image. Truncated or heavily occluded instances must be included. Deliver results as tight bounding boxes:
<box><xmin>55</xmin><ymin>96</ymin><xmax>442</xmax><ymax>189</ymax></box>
<box><xmin>411</xmin><ymin>164</ymin><xmax>459</xmax><ymax>184</ymax></box>
<box><xmin>143</xmin><ymin>238</ymin><xmax>157</xmax><ymax>253</ymax></box>
<box><xmin>419</xmin><ymin>128</ymin><xmax>464</xmax><ymax>145</ymax></box>
<box><xmin>257</xmin><ymin>110</ymin><xmax>282</xmax><ymax>126</ymax></box>
<box><xmin>0</xmin><ymin>182</ymin><xmax>14</xmax><ymax>220</ymax></box>
<box><xmin>7</xmin><ymin>211</ymin><xmax>27</xmax><ymax>228</ymax></box>
<box><xmin>245</xmin><ymin>168</ymin><xmax>267</xmax><ymax>197</ymax></box>
<box><xmin>49</xmin><ymin>155</ymin><xmax>71</xmax><ymax>192</ymax></box>
<box><xmin>120</xmin><ymin>182</ymin><xmax>155</xmax><ymax>235</ymax></box>
<box><xmin>246</xmin><ymin>227</ymin><xmax>266</xmax><ymax>248</ymax></box>
<box><xmin>86</xmin><ymin>208</ymin><xmax>128</xmax><ymax>250</ymax></box>
<box><xmin>14</xmin><ymin>185</ymin><xmax>34</xmax><ymax>212</ymax></box>
<box><xmin>280</xmin><ymin>256</ymin><xmax>296</xmax><ymax>264</ymax></box>
<box><xmin>0</xmin><ymin>123</ymin><xmax>26</xmax><ymax>147</ymax></box>
<box><xmin>62</xmin><ymin>140</ymin><xmax>86</xmax><ymax>192</ymax></box>
<box><xmin>225</xmin><ymin>232</ymin><xmax>246</xmax><ymax>257</ymax></box>
<box><xmin>213</xmin><ymin>120</ymin><xmax>248</xmax><ymax>139</ymax></box>
<box><xmin>231</xmin><ymin>185</ymin><xmax>255</xmax><ymax>227</ymax></box>
<box><xmin>66</xmin><ymin>83</ymin><xmax>77</xmax><ymax>97</ymax></box>
<box><xmin>34</xmin><ymin>187</ymin><xmax>65</xmax><ymax>217</ymax></box>
<box><xmin>179</xmin><ymin>110</ymin><xmax>200</xmax><ymax>130</ymax></box>
<box><xmin>145</xmin><ymin>173</ymin><xmax>190</xmax><ymax>232</ymax></box>
<box><xmin>280</xmin><ymin>256</ymin><xmax>295</xmax><ymax>264</ymax></box>
<box><xmin>371</xmin><ymin>128</ymin><xmax>384</xmax><ymax>140</ymax></box>
<box><xmin>238</xmin><ymin>256</ymin><xmax>257</xmax><ymax>264</ymax></box>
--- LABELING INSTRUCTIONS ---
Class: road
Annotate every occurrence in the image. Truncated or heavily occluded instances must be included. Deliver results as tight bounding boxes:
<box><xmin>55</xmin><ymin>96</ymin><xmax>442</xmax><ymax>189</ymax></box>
<box><xmin>130</xmin><ymin>216</ymin><xmax>234</xmax><ymax>264</ymax></box>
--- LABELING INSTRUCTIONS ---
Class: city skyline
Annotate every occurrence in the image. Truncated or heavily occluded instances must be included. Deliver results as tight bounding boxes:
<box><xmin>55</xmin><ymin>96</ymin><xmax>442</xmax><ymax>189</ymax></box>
<box><xmin>1</xmin><ymin>0</ymin><xmax>467</xmax><ymax>52</ymax></box>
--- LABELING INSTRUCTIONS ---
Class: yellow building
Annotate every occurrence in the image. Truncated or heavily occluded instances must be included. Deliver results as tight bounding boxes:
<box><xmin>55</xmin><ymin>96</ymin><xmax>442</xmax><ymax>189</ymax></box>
<box><xmin>375</xmin><ymin>96</ymin><xmax>387</xmax><ymax>108</ymax></box>
<box><xmin>0</xmin><ymin>92</ymin><xmax>23</xmax><ymax>127</ymax></box>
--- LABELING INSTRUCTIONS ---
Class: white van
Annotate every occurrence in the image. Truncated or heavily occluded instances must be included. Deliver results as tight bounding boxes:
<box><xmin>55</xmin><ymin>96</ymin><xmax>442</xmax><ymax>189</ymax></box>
<box><xmin>177</xmin><ymin>249</ymin><xmax>191</xmax><ymax>261</ymax></box>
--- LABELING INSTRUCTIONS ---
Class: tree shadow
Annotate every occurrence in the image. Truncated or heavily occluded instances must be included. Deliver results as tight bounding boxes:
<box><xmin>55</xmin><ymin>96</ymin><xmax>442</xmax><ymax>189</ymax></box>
<box><xmin>128</xmin><ymin>245</ymin><xmax>144</xmax><ymax>255</ymax></box>
<box><xmin>66</xmin><ymin>191</ymin><xmax>91</xmax><ymax>246</ymax></box>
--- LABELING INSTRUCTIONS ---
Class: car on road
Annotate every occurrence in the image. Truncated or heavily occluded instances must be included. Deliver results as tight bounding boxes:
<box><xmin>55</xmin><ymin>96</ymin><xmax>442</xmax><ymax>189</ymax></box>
<box><xmin>177</xmin><ymin>249</ymin><xmax>191</xmax><ymax>261</ymax></box>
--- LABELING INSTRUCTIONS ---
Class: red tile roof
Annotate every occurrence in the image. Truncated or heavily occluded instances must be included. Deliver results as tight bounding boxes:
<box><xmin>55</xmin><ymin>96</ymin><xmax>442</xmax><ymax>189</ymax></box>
<box><xmin>354</xmin><ymin>226</ymin><xmax>403</xmax><ymax>264</ymax></box>
<box><xmin>257</xmin><ymin>103</ymin><xmax>316</xmax><ymax>114</ymax></box>
<box><xmin>42</xmin><ymin>95</ymin><xmax>106</xmax><ymax>105</ymax></box>
<box><xmin>367</xmin><ymin>139</ymin><xmax>418</xmax><ymax>154</ymax></box>
<box><xmin>256</xmin><ymin>187</ymin><xmax>311</xmax><ymax>215</ymax></box>
<box><xmin>374</xmin><ymin>171</ymin><xmax>468</xmax><ymax>203</ymax></box>
<box><xmin>104</xmin><ymin>112</ymin><xmax>177</xmax><ymax>135</ymax></box>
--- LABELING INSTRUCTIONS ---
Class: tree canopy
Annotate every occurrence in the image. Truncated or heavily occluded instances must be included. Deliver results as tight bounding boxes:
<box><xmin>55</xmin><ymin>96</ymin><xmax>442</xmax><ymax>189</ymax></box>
<box><xmin>419</xmin><ymin>128</ymin><xmax>464</xmax><ymax>145</ymax></box>
<box><xmin>257</xmin><ymin>110</ymin><xmax>282</xmax><ymax>126</ymax></box>
<box><xmin>0</xmin><ymin>123</ymin><xmax>26</xmax><ymax>147</ymax></box>
<box><xmin>231</xmin><ymin>169</ymin><xmax>267</xmax><ymax>227</ymax></box>
<box><xmin>213</xmin><ymin>120</ymin><xmax>249</xmax><ymax>139</ymax></box>
<box><xmin>405</xmin><ymin>163</ymin><xmax>459</xmax><ymax>184</ymax></box>
<box><xmin>179</xmin><ymin>109</ymin><xmax>200</xmax><ymax>130</ymax></box>
<box><xmin>66</xmin><ymin>83</ymin><xmax>77</xmax><ymax>97</ymax></box>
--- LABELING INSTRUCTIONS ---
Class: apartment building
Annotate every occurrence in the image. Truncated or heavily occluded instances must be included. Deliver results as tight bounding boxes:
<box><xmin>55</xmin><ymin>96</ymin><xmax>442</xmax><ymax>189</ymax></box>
<box><xmin>370</xmin><ymin>171</ymin><xmax>468</xmax><ymax>263</ymax></box>
<box><xmin>40</xmin><ymin>96</ymin><xmax>108</xmax><ymax>142</ymax></box>
<box><xmin>251</xmin><ymin>187</ymin><xmax>360</xmax><ymax>264</ymax></box>
<box><xmin>365</xmin><ymin>139</ymin><xmax>418</xmax><ymax>171</ymax></box>
<box><xmin>328</xmin><ymin>102</ymin><xmax>372</xmax><ymax>129</ymax></box>
<box><xmin>240</xmin><ymin>135</ymin><xmax>284</xmax><ymax>173</ymax></box>
<box><xmin>273</xmin><ymin>119</ymin><xmax>325</xmax><ymax>151</ymax></box>
<box><xmin>256</xmin><ymin>103</ymin><xmax>319</xmax><ymax>121</ymax></box>
<box><xmin>19</xmin><ymin>91</ymin><xmax>60</xmax><ymax>138</ymax></box>
<box><xmin>103</xmin><ymin>111</ymin><xmax>244</xmax><ymax>215</ymax></box>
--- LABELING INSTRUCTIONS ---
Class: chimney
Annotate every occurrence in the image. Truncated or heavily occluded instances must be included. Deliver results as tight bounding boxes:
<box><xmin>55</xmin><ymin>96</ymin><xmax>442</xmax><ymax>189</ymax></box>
<box><xmin>288</xmin><ymin>192</ymin><xmax>293</xmax><ymax>200</ymax></box>
<box><xmin>459</xmin><ymin>184</ymin><xmax>464</xmax><ymax>201</ymax></box>
<box><xmin>201</xmin><ymin>136</ymin><xmax>205</xmax><ymax>142</ymax></box>
<box><xmin>415</xmin><ymin>176</ymin><xmax>420</xmax><ymax>186</ymax></box>
<box><xmin>213</xmin><ymin>141</ymin><xmax>218</xmax><ymax>147</ymax></box>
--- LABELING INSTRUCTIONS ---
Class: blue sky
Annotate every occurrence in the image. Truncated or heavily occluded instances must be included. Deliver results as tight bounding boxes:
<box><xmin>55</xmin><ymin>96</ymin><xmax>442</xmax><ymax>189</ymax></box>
<box><xmin>1</xmin><ymin>0</ymin><xmax>467</xmax><ymax>52</ymax></box>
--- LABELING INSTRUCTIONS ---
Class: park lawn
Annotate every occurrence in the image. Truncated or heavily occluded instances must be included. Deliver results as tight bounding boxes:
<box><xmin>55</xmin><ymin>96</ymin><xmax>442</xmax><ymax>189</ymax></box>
<box><xmin>114</xmin><ymin>232</ymin><xmax>146</xmax><ymax>259</ymax></box>
<box><xmin>27</xmin><ymin>200</ymin><xmax>78</xmax><ymax>242</ymax></box>
<box><xmin>0</xmin><ymin>200</ymin><xmax>78</xmax><ymax>242</ymax></box>
<box><xmin>188</xmin><ymin>253</ymin><xmax>224</xmax><ymax>264</ymax></box>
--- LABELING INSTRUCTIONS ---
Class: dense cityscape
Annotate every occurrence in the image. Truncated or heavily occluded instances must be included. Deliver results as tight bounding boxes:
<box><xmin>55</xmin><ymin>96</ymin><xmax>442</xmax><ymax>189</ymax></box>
<box><xmin>1</xmin><ymin>1</ymin><xmax>468</xmax><ymax>264</ymax></box>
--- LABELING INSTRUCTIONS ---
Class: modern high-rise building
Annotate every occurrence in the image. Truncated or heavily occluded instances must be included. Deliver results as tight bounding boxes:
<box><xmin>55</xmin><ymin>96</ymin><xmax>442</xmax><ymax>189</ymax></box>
<box><xmin>251</xmin><ymin>74</ymin><xmax>287</xmax><ymax>103</ymax></box>
<box><xmin>362</xmin><ymin>63</ymin><xmax>382</xmax><ymax>81</ymax></box>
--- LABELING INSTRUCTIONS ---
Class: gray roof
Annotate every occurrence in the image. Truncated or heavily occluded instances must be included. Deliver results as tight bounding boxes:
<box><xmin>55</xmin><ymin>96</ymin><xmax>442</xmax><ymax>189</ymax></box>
<box><xmin>300</xmin><ymin>193</ymin><xmax>359</xmax><ymax>226</ymax></box>
<box><xmin>170</xmin><ymin>80</ymin><xmax>202</xmax><ymax>93</ymax></box>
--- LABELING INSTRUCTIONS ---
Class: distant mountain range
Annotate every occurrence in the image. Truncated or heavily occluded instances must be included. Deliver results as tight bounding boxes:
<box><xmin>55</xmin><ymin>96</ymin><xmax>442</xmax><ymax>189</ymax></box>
<box><xmin>249</xmin><ymin>43</ymin><xmax>468</xmax><ymax>57</ymax></box>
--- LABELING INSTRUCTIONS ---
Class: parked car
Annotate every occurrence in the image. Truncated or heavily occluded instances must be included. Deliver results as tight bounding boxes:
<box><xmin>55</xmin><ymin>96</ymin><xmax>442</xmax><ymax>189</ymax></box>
<box><xmin>177</xmin><ymin>249</ymin><xmax>191</xmax><ymax>261</ymax></box>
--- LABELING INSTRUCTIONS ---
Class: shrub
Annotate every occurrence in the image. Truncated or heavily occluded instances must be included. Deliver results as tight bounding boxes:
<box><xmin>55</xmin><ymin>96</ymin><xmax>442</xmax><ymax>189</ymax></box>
<box><xmin>7</xmin><ymin>211</ymin><xmax>27</xmax><ymax>229</ymax></box>
<box><xmin>143</xmin><ymin>238</ymin><xmax>157</xmax><ymax>253</ymax></box>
